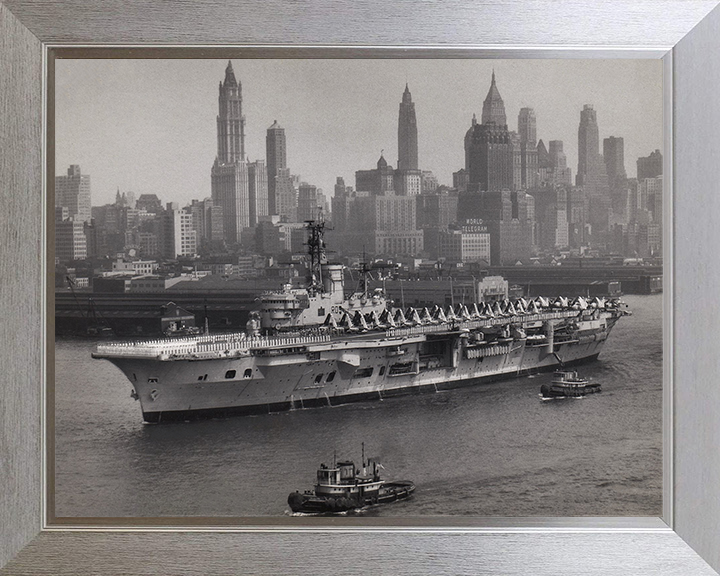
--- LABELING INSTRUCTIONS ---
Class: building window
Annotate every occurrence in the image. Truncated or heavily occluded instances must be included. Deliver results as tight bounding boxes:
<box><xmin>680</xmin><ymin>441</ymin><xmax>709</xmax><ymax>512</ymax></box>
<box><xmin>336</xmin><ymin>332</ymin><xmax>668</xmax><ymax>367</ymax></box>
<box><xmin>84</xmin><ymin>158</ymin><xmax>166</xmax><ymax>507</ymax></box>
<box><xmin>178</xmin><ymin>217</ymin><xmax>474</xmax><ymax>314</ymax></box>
<box><xmin>225</xmin><ymin>370</ymin><xmax>236</xmax><ymax>379</ymax></box>
<box><xmin>318</xmin><ymin>307</ymin><xmax>325</xmax><ymax>317</ymax></box>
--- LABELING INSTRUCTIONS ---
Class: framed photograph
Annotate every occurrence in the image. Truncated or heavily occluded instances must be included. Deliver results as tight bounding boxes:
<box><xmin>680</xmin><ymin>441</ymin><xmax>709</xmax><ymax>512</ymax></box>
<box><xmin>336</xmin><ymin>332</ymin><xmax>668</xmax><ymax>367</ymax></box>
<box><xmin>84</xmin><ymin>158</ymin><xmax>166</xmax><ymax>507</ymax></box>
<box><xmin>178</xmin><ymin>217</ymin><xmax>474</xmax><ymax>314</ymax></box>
<box><xmin>2</xmin><ymin>1</ymin><xmax>720</xmax><ymax>574</ymax></box>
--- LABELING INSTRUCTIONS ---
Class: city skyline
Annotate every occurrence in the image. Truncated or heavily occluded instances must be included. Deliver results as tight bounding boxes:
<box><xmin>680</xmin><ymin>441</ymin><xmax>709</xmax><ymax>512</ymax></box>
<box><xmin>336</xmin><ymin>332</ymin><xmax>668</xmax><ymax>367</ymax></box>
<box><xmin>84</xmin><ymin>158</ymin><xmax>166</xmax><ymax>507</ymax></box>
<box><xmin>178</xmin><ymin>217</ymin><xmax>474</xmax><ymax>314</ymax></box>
<box><xmin>55</xmin><ymin>59</ymin><xmax>663</xmax><ymax>208</ymax></box>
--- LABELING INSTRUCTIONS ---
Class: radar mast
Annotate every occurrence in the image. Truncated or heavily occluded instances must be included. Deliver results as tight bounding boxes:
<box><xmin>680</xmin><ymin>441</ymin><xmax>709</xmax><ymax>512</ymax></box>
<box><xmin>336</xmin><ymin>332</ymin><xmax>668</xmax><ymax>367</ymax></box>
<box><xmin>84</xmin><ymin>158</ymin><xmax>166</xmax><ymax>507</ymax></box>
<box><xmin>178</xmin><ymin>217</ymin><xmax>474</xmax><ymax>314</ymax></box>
<box><xmin>305</xmin><ymin>212</ymin><xmax>327</xmax><ymax>294</ymax></box>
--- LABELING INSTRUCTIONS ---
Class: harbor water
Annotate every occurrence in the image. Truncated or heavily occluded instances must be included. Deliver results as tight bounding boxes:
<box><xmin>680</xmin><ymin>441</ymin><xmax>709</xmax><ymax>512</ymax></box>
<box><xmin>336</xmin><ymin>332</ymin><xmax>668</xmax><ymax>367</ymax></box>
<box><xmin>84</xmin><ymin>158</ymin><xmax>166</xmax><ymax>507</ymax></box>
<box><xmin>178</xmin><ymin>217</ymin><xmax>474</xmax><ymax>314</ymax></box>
<box><xmin>54</xmin><ymin>294</ymin><xmax>662</xmax><ymax>518</ymax></box>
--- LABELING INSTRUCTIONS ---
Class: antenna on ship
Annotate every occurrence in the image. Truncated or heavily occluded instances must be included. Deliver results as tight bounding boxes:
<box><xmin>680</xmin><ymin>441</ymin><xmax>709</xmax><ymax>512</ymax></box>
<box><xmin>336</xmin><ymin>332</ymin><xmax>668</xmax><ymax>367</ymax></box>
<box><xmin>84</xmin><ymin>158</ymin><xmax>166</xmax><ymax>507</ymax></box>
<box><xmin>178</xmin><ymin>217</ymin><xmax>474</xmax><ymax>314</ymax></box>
<box><xmin>203</xmin><ymin>298</ymin><xmax>209</xmax><ymax>335</ymax></box>
<box><xmin>362</xmin><ymin>246</ymin><xmax>368</xmax><ymax>296</ymax></box>
<box><xmin>353</xmin><ymin>246</ymin><xmax>373</xmax><ymax>297</ymax></box>
<box><xmin>361</xmin><ymin>442</ymin><xmax>366</xmax><ymax>475</ymax></box>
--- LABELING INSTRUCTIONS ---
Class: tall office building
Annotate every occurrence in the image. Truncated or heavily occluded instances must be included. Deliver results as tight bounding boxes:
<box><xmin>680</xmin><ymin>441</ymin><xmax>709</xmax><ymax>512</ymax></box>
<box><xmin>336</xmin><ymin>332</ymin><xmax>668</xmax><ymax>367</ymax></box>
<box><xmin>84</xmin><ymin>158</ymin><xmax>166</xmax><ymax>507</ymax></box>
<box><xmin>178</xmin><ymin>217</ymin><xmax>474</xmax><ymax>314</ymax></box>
<box><xmin>356</xmin><ymin>154</ymin><xmax>395</xmax><ymax>195</ymax></box>
<box><xmin>548</xmin><ymin>140</ymin><xmax>567</xmax><ymax>170</ymax></box>
<box><xmin>603</xmin><ymin>136</ymin><xmax>628</xmax><ymax>218</ymax></box>
<box><xmin>55</xmin><ymin>207</ymin><xmax>88</xmax><ymax>262</ymax></box>
<box><xmin>394</xmin><ymin>84</ymin><xmax>422</xmax><ymax>194</ymax></box>
<box><xmin>528</xmin><ymin>185</ymin><xmax>570</xmax><ymax>251</ymax></box>
<box><xmin>397</xmin><ymin>84</ymin><xmax>418</xmax><ymax>171</ymax></box>
<box><xmin>266</xmin><ymin>120</ymin><xmax>286</xmax><ymax>215</ymax></box>
<box><xmin>460</xmin><ymin>72</ymin><xmax>530</xmax><ymax>263</ymax></box>
<box><xmin>464</xmin><ymin>117</ymin><xmax>513</xmax><ymax>191</ymax></box>
<box><xmin>394</xmin><ymin>170</ymin><xmax>422</xmax><ymax>196</ymax></box>
<box><xmin>161</xmin><ymin>203</ymin><xmax>197</xmax><ymax>258</ymax></box>
<box><xmin>457</xmin><ymin>188</ymin><xmax>532</xmax><ymax>265</ymax></box>
<box><xmin>187</xmin><ymin>198</ymin><xmax>223</xmax><ymax>246</ymax></box>
<box><xmin>517</xmin><ymin>108</ymin><xmax>538</xmax><ymax>188</ymax></box>
<box><xmin>537</xmin><ymin>140</ymin><xmax>551</xmax><ymax>169</ymax></box>
<box><xmin>274</xmin><ymin>168</ymin><xmax>298</xmax><ymax>223</ymax></box>
<box><xmin>577</xmin><ymin>105</ymin><xmax>601</xmax><ymax>184</ymax></box>
<box><xmin>465</xmin><ymin>72</ymin><xmax>513</xmax><ymax>191</ymax></box>
<box><xmin>538</xmin><ymin>140</ymin><xmax>572</xmax><ymax>186</ymax></box>
<box><xmin>297</xmin><ymin>183</ymin><xmax>319</xmax><ymax>222</ymax></box>
<box><xmin>515</xmin><ymin>108</ymin><xmax>539</xmax><ymax>190</ymax></box>
<box><xmin>603</xmin><ymin>136</ymin><xmax>627</xmax><ymax>187</ymax></box>
<box><xmin>336</xmin><ymin>193</ymin><xmax>423</xmax><ymax>257</ymax></box>
<box><xmin>576</xmin><ymin>105</ymin><xmax>610</xmax><ymax>242</ymax></box>
<box><xmin>55</xmin><ymin>164</ymin><xmax>91</xmax><ymax>224</ymax></box>
<box><xmin>518</xmin><ymin>108</ymin><xmax>537</xmax><ymax>146</ymax></box>
<box><xmin>211</xmin><ymin>61</ymin><xmax>250</xmax><ymax>243</ymax></box>
<box><xmin>637</xmin><ymin>149</ymin><xmax>663</xmax><ymax>180</ymax></box>
<box><xmin>248</xmin><ymin>160</ymin><xmax>269</xmax><ymax>226</ymax></box>
<box><xmin>216</xmin><ymin>61</ymin><xmax>245</xmax><ymax>164</ymax></box>
<box><xmin>481</xmin><ymin>70</ymin><xmax>507</xmax><ymax>126</ymax></box>
<box><xmin>334</xmin><ymin>177</ymin><xmax>350</xmax><ymax>198</ymax></box>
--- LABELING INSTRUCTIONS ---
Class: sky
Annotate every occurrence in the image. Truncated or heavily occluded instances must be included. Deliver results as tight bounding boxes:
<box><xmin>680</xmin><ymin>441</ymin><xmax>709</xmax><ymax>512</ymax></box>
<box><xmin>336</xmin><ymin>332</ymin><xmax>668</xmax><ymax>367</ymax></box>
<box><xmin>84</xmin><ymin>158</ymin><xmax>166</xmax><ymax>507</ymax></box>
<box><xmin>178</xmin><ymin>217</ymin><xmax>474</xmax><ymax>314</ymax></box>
<box><xmin>55</xmin><ymin>58</ymin><xmax>663</xmax><ymax>208</ymax></box>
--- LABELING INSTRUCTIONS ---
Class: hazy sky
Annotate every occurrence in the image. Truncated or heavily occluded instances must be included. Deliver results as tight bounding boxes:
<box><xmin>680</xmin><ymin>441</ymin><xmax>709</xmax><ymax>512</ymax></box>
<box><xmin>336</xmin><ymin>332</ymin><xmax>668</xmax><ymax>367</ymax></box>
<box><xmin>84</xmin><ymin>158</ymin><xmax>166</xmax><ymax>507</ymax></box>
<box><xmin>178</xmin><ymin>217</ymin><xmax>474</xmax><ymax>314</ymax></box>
<box><xmin>55</xmin><ymin>59</ymin><xmax>663</xmax><ymax>207</ymax></box>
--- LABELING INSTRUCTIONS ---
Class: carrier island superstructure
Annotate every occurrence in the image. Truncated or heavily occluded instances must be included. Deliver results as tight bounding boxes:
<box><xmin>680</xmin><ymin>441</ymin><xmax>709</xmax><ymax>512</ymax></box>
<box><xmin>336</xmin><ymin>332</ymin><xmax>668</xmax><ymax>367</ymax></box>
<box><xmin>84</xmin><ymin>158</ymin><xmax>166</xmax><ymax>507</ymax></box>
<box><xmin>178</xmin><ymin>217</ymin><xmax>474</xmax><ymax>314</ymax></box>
<box><xmin>93</xmin><ymin>222</ymin><xmax>629</xmax><ymax>423</ymax></box>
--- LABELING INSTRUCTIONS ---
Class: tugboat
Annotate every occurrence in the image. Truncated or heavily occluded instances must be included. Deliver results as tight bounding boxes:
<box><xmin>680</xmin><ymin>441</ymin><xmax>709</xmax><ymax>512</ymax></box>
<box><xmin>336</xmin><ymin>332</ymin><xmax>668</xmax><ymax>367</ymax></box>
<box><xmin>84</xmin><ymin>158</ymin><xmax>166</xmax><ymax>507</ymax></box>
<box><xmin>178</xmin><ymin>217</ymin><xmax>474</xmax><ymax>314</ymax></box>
<box><xmin>540</xmin><ymin>370</ymin><xmax>601</xmax><ymax>399</ymax></box>
<box><xmin>287</xmin><ymin>444</ymin><xmax>415</xmax><ymax>514</ymax></box>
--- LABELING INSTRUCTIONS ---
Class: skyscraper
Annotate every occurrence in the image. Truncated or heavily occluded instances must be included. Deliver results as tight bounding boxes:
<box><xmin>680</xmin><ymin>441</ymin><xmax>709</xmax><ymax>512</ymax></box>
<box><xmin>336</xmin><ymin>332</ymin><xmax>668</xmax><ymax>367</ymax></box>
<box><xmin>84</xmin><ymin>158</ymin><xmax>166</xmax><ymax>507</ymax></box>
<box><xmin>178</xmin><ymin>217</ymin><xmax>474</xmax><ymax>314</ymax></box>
<box><xmin>211</xmin><ymin>61</ymin><xmax>250</xmax><ymax>244</ymax></box>
<box><xmin>266</xmin><ymin>120</ymin><xmax>286</xmax><ymax>215</ymax></box>
<box><xmin>576</xmin><ymin>105</ymin><xmax>610</xmax><ymax>243</ymax></box>
<box><xmin>603</xmin><ymin>136</ymin><xmax>627</xmax><ymax>188</ymax></box>
<box><xmin>216</xmin><ymin>61</ymin><xmax>245</xmax><ymax>164</ymax></box>
<box><xmin>397</xmin><ymin>84</ymin><xmax>418</xmax><ymax>171</ymax></box>
<box><xmin>547</xmin><ymin>140</ymin><xmax>572</xmax><ymax>186</ymax></box>
<box><xmin>460</xmin><ymin>73</ymin><xmax>531</xmax><ymax>264</ymax></box>
<box><xmin>465</xmin><ymin>73</ymin><xmax>513</xmax><ymax>191</ymax></box>
<box><xmin>297</xmin><ymin>183</ymin><xmax>319</xmax><ymax>222</ymax></box>
<box><xmin>517</xmin><ymin>108</ymin><xmax>538</xmax><ymax>189</ymax></box>
<box><xmin>464</xmin><ymin>116</ymin><xmax>513</xmax><ymax>191</ymax></box>
<box><xmin>548</xmin><ymin>141</ymin><xmax>567</xmax><ymax>170</ymax></box>
<box><xmin>55</xmin><ymin>164</ymin><xmax>91</xmax><ymax>224</ymax></box>
<box><xmin>274</xmin><ymin>167</ymin><xmax>298</xmax><ymax>223</ymax></box>
<box><xmin>637</xmin><ymin>149</ymin><xmax>663</xmax><ymax>180</ymax></box>
<box><xmin>481</xmin><ymin>70</ymin><xmax>507</xmax><ymax>126</ymax></box>
<box><xmin>518</xmin><ymin>108</ymin><xmax>537</xmax><ymax>146</ymax></box>
<box><xmin>577</xmin><ymin>105</ymin><xmax>602</xmax><ymax>185</ymax></box>
<box><xmin>248</xmin><ymin>160</ymin><xmax>269</xmax><ymax>226</ymax></box>
<box><xmin>603</xmin><ymin>136</ymin><xmax>628</xmax><ymax>218</ymax></box>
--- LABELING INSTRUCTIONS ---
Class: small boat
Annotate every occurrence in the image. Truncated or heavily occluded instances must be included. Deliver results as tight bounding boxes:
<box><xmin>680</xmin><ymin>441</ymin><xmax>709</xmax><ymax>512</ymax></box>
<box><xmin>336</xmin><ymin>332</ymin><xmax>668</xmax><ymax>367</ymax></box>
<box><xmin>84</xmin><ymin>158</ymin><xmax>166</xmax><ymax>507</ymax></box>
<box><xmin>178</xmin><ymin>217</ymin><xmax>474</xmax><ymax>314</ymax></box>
<box><xmin>540</xmin><ymin>370</ymin><xmax>601</xmax><ymax>399</ymax></box>
<box><xmin>87</xmin><ymin>325</ymin><xmax>114</xmax><ymax>338</ymax></box>
<box><xmin>287</xmin><ymin>445</ymin><xmax>415</xmax><ymax>514</ymax></box>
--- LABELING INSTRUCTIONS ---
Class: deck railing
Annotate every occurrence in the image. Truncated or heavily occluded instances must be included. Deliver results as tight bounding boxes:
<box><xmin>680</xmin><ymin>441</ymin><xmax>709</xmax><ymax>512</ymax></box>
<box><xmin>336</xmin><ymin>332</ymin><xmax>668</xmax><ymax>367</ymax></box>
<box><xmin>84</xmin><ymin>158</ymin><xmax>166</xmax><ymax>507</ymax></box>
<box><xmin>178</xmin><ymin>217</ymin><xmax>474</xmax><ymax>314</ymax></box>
<box><xmin>95</xmin><ymin>333</ymin><xmax>331</xmax><ymax>358</ymax></box>
<box><xmin>94</xmin><ymin>308</ymin><xmax>590</xmax><ymax>359</ymax></box>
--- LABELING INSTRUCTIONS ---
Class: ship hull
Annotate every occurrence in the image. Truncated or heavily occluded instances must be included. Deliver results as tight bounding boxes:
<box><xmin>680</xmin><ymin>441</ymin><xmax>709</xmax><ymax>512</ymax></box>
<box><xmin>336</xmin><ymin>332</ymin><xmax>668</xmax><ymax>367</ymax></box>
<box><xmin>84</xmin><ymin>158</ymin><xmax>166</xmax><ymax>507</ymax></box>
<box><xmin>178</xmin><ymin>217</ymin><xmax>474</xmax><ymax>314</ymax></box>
<box><xmin>101</xmin><ymin>328</ymin><xmax>610</xmax><ymax>423</ymax></box>
<box><xmin>288</xmin><ymin>481</ymin><xmax>415</xmax><ymax>514</ymax></box>
<box><xmin>139</xmin><ymin>352</ymin><xmax>600</xmax><ymax>422</ymax></box>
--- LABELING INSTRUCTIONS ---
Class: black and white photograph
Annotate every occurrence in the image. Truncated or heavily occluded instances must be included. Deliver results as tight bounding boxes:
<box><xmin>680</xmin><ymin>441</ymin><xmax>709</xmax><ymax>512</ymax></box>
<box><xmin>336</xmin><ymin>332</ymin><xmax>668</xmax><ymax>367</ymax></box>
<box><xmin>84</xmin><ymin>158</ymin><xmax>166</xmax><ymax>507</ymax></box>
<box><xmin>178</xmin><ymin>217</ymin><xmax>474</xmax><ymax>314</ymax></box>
<box><xmin>53</xmin><ymin>57</ymin><xmax>663</xmax><ymax>519</ymax></box>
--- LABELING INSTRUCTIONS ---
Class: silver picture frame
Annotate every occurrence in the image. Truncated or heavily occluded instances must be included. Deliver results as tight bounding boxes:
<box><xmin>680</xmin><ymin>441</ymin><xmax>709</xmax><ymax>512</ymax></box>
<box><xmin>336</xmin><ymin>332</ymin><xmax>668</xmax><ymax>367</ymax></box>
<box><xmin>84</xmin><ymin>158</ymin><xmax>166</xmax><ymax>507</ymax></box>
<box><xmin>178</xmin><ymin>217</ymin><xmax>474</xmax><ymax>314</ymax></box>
<box><xmin>2</xmin><ymin>1</ymin><xmax>720</xmax><ymax>574</ymax></box>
